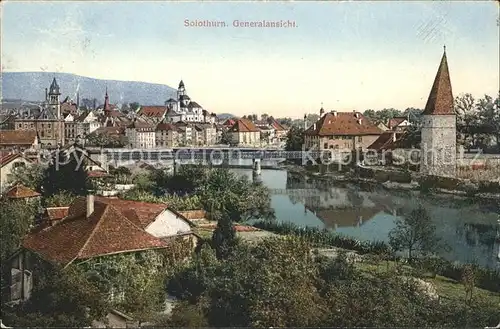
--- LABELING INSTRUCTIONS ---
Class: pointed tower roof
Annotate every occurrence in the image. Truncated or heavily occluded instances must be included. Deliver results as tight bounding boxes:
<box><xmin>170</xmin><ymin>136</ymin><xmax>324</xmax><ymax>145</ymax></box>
<box><xmin>103</xmin><ymin>87</ymin><xmax>111</xmax><ymax>113</ymax></box>
<box><xmin>49</xmin><ymin>77</ymin><xmax>60</xmax><ymax>95</ymax></box>
<box><xmin>179</xmin><ymin>80</ymin><xmax>185</xmax><ymax>88</ymax></box>
<box><xmin>423</xmin><ymin>47</ymin><xmax>454</xmax><ymax>115</ymax></box>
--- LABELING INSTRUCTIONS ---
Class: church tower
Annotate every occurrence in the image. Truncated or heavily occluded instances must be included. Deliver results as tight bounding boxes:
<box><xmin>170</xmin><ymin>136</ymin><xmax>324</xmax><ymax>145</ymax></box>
<box><xmin>177</xmin><ymin>80</ymin><xmax>185</xmax><ymax>99</ymax></box>
<box><xmin>48</xmin><ymin>77</ymin><xmax>61</xmax><ymax>119</ymax></box>
<box><xmin>420</xmin><ymin>47</ymin><xmax>456</xmax><ymax>177</ymax></box>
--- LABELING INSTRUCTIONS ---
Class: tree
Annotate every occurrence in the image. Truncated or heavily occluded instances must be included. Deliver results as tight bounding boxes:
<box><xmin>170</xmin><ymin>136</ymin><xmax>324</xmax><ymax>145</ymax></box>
<box><xmin>285</xmin><ymin>126</ymin><xmax>305</xmax><ymax>151</ymax></box>
<box><xmin>211</xmin><ymin>212</ymin><xmax>239</xmax><ymax>259</ymax></box>
<box><xmin>0</xmin><ymin>199</ymin><xmax>38</xmax><ymax>261</ymax></box>
<box><xmin>3</xmin><ymin>265</ymin><xmax>109</xmax><ymax>327</ymax></box>
<box><xmin>476</xmin><ymin>93</ymin><xmax>500</xmax><ymax>152</ymax></box>
<box><xmin>130</xmin><ymin>102</ymin><xmax>140</xmax><ymax>112</ymax></box>
<box><xmin>42</xmin><ymin>149</ymin><xmax>89</xmax><ymax>197</ymax></box>
<box><xmin>9</xmin><ymin>163</ymin><xmax>45</xmax><ymax>191</ymax></box>
<box><xmin>388</xmin><ymin>206</ymin><xmax>443</xmax><ymax>261</ymax></box>
<box><xmin>44</xmin><ymin>191</ymin><xmax>77</xmax><ymax>207</ymax></box>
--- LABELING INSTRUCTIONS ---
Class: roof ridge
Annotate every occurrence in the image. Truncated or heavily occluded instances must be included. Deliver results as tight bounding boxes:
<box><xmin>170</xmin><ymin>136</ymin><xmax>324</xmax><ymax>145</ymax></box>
<box><xmin>69</xmin><ymin>202</ymin><xmax>109</xmax><ymax>267</ymax></box>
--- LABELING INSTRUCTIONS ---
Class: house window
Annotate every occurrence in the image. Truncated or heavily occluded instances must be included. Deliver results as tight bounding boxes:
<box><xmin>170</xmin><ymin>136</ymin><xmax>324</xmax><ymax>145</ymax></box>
<box><xmin>358</xmin><ymin>136</ymin><xmax>363</xmax><ymax>142</ymax></box>
<box><xmin>323</xmin><ymin>143</ymin><xmax>328</xmax><ymax>149</ymax></box>
<box><xmin>13</xmin><ymin>162</ymin><xmax>26</xmax><ymax>169</ymax></box>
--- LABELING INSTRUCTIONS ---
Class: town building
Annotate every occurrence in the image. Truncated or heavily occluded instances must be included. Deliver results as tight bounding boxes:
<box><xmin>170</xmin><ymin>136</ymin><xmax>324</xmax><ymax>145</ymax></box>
<box><xmin>155</xmin><ymin>122</ymin><xmax>179</xmax><ymax>147</ymax></box>
<box><xmin>0</xmin><ymin>130</ymin><xmax>40</xmax><ymax>151</ymax></box>
<box><xmin>137</xmin><ymin>106</ymin><xmax>168</xmax><ymax>122</ymax></box>
<box><xmin>304</xmin><ymin>110</ymin><xmax>383</xmax><ymax>150</ymax></box>
<box><xmin>420</xmin><ymin>48</ymin><xmax>457</xmax><ymax>177</ymax></box>
<box><xmin>227</xmin><ymin>118</ymin><xmax>261</xmax><ymax>146</ymax></box>
<box><xmin>125</xmin><ymin>118</ymin><xmax>156</xmax><ymax>149</ymax></box>
<box><xmin>13</xmin><ymin>78</ymin><xmax>65</xmax><ymax>147</ymax></box>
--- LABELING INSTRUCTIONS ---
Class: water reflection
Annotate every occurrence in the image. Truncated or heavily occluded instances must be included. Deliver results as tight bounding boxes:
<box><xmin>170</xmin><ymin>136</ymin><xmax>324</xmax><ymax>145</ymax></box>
<box><xmin>231</xmin><ymin>168</ymin><xmax>500</xmax><ymax>269</ymax></box>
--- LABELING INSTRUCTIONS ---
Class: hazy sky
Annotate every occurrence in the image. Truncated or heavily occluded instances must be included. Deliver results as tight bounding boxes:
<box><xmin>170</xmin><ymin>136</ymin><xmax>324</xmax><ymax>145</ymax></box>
<box><xmin>2</xmin><ymin>1</ymin><xmax>499</xmax><ymax>117</ymax></box>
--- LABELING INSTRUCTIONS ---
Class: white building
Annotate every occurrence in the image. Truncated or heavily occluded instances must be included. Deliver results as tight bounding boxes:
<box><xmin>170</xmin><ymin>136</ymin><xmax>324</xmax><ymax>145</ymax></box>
<box><xmin>228</xmin><ymin>118</ymin><xmax>261</xmax><ymax>146</ymax></box>
<box><xmin>165</xmin><ymin>81</ymin><xmax>216</xmax><ymax>124</ymax></box>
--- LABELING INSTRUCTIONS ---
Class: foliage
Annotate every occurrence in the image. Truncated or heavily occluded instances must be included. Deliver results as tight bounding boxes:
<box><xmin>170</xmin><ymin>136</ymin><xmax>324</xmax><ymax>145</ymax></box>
<box><xmin>125</xmin><ymin>166</ymin><xmax>275</xmax><ymax>222</ymax></box>
<box><xmin>43</xmin><ymin>191</ymin><xmax>77</xmax><ymax>207</ymax></box>
<box><xmin>3</xmin><ymin>263</ymin><xmax>109</xmax><ymax>327</ymax></box>
<box><xmin>9</xmin><ymin>163</ymin><xmax>45</xmax><ymax>191</ymax></box>
<box><xmin>252</xmin><ymin>220</ymin><xmax>390</xmax><ymax>255</ymax></box>
<box><xmin>165</xmin><ymin>236</ymin><xmax>500</xmax><ymax>328</ymax></box>
<box><xmin>0</xmin><ymin>199</ymin><xmax>38</xmax><ymax>261</ymax></box>
<box><xmin>388</xmin><ymin>205</ymin><xmax>444</xmax><ymax>260</ymax></box>
<box><xmin>285</xmin><ymin>125</ymin><xmax>305</xmax><ymax>151</ymax></box>
<box><xmin>211</xmin><ymin>213</ymin><xmax>239</xmax><ymax>259</ymax></box>
<box><xmin>41</xmin><ymin>149</ymin><xmax>89</xmax><ymax>197</ymax></box>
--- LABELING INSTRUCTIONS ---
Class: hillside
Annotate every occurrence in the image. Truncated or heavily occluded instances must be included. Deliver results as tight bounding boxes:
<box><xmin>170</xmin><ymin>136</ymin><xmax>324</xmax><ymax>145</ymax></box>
<box><xmin>1</xmin><ymin>72</ymin><xmax>177</xmax><ymax>106</ymax></box>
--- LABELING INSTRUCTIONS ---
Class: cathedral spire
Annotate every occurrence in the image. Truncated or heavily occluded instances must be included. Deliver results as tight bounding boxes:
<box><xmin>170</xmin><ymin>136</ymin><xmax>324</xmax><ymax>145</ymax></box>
<box><xmin>423</xmin><ymin>47</ymin><xmax>454</xmax><ymax>115</ymax></box>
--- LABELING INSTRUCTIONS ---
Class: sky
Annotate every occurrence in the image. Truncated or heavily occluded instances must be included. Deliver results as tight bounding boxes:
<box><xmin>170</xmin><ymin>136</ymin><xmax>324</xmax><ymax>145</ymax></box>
<box><xmin>2</xmin><ymin>1</ymin><xmax>499</xmax><ymax>118</ymax></box>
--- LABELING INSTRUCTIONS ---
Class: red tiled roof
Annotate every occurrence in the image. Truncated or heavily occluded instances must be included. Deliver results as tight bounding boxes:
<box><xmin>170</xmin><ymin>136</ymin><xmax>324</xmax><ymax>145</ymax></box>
<box><xmin>305</xmin><ymin>111</ymin><xmax>383</xmax><ymax>136</ymax></box>
<box><xmin>138</xmin><ymin>106</ymin><xmax>167</xmax><ymax>118</ymax></box>
<box><xmin>95</xmin><ymin>197</ymin><xmax>168</xmax><ymax>228</ymax></box>
<box><xmin>368</xmin><ymin>132</ymin><xmax>404</xmax><ymax>150</ymax></box>
<box><xmin>270</xmin><ymin>120</ymin><xmax>287</xmax><ymax>131</ymax></box>
<box><xmin>387</xmin><ymin>117</ymin><xmax>406</xmax><ymax>130</ymax></box>
<box><xmin>223</xmin><ymin>119</ymin><xmax>236</xmax><ymax>126</ymax></box>
<box><xmin>229</xmin><ymin>118</ymin><xmax>260</xmax><ymax>133</ymax></box>
<box><xmin>156</xmin><ymin>123</ymin><xmax>178</xmax><ymax>132</ymax></box>
<box><xmin>0</xmin><ymin>151</ymin><xmax>20</xmax><ymax>167</ymax></box>
<box><xmin>5</xmin><ymin>184</ymin><xmax>41</xmax><ymax>199</ymax></box>
<box><xmin>422</xmin><ymin>50</ymin><xmax>454</xmax><ymax>115</ymax></box>
<box><xmin>87</xmin><ymin>170</ymin><xmax>109</xmax><ymax>178</ymax></box>
<box><xmin>45</xmin><ymin>207</ymin><xmax>70</xmax><ymax>221</ymax></box>
<box><xmin>23</xmin><ymin>198</ymin><xmax>169</xmax><ymax>266</ymax></box>
<box><xmin>0</xmin><ymin>130</ymin><xmax>37</xmax><ymax>146</ymax></box>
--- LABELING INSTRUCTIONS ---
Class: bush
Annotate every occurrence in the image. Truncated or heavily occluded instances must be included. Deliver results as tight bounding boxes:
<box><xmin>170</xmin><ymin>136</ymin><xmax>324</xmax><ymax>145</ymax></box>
<box><xmin>252</xmin><ymin>221</ymin><xmax>391</xmax><ymax>255</ymax></box>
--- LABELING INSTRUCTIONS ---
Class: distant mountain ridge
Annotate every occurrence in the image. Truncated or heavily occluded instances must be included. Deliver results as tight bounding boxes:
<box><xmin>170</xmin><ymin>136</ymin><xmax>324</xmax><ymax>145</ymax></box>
<box><xmin>1</xmin><ymin>72</ymin><xmax>177</xmax><ymax>106</ymax></box>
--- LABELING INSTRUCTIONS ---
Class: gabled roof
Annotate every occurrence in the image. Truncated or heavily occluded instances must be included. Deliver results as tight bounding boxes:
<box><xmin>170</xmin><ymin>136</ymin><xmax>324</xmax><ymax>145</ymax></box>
<box><xmin>422</xmin><ymin>49</ymin><xmax>454</xmax><ymax>115</ymax></box>
<box><xmin>138</xmin><ymin>106</ymin><xmax>167</xmax><ymax>118</ymax></box>
<box><xmin>23</xmin><ymin>197</ymin><xmax>169</xmax><ymax>266</ymax></box>
<box><xmin>305</xmin><ymin>111</ymin><xmax>383</xmax><ymax>136</ymax></box>
<box><xmin>367</xmin><ymin>132</ymin><xmax>404</xmax><ymax>150</ymax></box>
<box><xmin>0</xmin><ymin>151</ymin><xmax>31</xmax><ymax>167</ymax></box>
<box><xmin>269</xmin><ymin>119</ymin><xmax>287</xmax><ymax>131</ymax></box>
<box><xmin>223</xmin><ymin>119</ymin><xmax>236</xmax><ymax>126</ymax></box>
<box><xmin>4</xmin><ymin>184</ymin><xmax>41</xmax><ymax>199</ymax></box>
<box><xmin>0</xmin><ymin>130</ymin><xmax>37</xmax><ymax>146</ymax></box>
<box><xmin>387</xmin><ymin>117</ymin><xmax>408</xmax><ymax>130</ymax></box>
<box><xmin>229</xmin><ymin>118</ymin><xmax>260</xmax><ymax>133</ymax></box>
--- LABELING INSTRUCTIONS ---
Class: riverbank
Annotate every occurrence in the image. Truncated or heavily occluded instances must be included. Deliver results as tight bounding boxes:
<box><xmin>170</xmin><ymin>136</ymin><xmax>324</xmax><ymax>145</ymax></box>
<box><xmin>281</xmin><ymin>163</ymin><xmax>500</xmax><ymax>202</ymax></box>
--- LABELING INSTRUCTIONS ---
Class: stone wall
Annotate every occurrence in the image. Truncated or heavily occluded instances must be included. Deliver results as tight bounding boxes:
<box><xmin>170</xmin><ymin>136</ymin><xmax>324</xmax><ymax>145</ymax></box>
<box><xmin>420</xmin><ymin>114</ymin><xmax>456</xmax><ymax>177</ymax></box>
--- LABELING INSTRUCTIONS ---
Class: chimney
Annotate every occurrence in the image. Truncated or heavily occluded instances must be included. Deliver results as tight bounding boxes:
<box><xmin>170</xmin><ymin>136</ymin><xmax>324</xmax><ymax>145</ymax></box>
<box><xmin>87</xmin><ymin>195</ymin><xmax>95</xmax><ymax>218</ymax></box>
<box><xmin>357</xmin><ymin>119</ymin><xmax>362</xmax><ymax>125</ymax></box>
<box><xmin>332</xmin><ymin>111</ymin><xmax>337</xmax><ymax>117</ymax></box>
<box><xmin>45</xmin><ymin>88</ymin><xmax>48</xmax><ymax>101</ymax></box>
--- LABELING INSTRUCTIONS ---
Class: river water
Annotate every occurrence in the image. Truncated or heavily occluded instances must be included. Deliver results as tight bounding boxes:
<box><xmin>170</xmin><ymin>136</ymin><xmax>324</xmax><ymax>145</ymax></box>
<box><xmin>231</xmin><ymin>168</ymin><xmax>500</xmax><ymax>270</ymax></box>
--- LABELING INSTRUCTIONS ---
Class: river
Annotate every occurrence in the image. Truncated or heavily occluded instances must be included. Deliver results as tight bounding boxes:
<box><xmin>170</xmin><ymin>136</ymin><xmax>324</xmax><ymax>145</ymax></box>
<box><xmin>231</xmin><ymin>167</ymin><xmax>500</xmax><ymax>270</ymax></box>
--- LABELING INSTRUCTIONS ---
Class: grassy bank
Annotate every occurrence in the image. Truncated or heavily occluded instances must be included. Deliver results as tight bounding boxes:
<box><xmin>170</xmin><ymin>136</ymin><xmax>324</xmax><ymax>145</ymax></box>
<box><xmin>253</xmin><ymin>220</ymin><xmax>500</xmax><ymax>293</ymax></box>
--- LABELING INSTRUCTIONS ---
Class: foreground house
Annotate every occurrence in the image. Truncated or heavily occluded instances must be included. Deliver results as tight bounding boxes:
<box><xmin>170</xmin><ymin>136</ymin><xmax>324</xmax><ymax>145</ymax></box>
<box><xmin>304</xmin><ymin>111</ymin><xmax>383</xmax><ymax>150</ymax></box>
<box><xmin>0</xmin><ymin>152</ymin><xmax>33</xmax><ymax>193</ymax></box>
<box><xmin>4</xmin><ymin>195</ymin><xmax>200</xmax><ymax>304</ymax></box>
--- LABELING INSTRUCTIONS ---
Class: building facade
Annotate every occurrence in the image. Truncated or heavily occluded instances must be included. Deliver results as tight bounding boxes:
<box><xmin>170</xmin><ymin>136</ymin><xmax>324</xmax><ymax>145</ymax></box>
<box><xmin>304</xmin><ymin>110</ymin><xmax>383</xmax><ymax>151</ymax></box>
